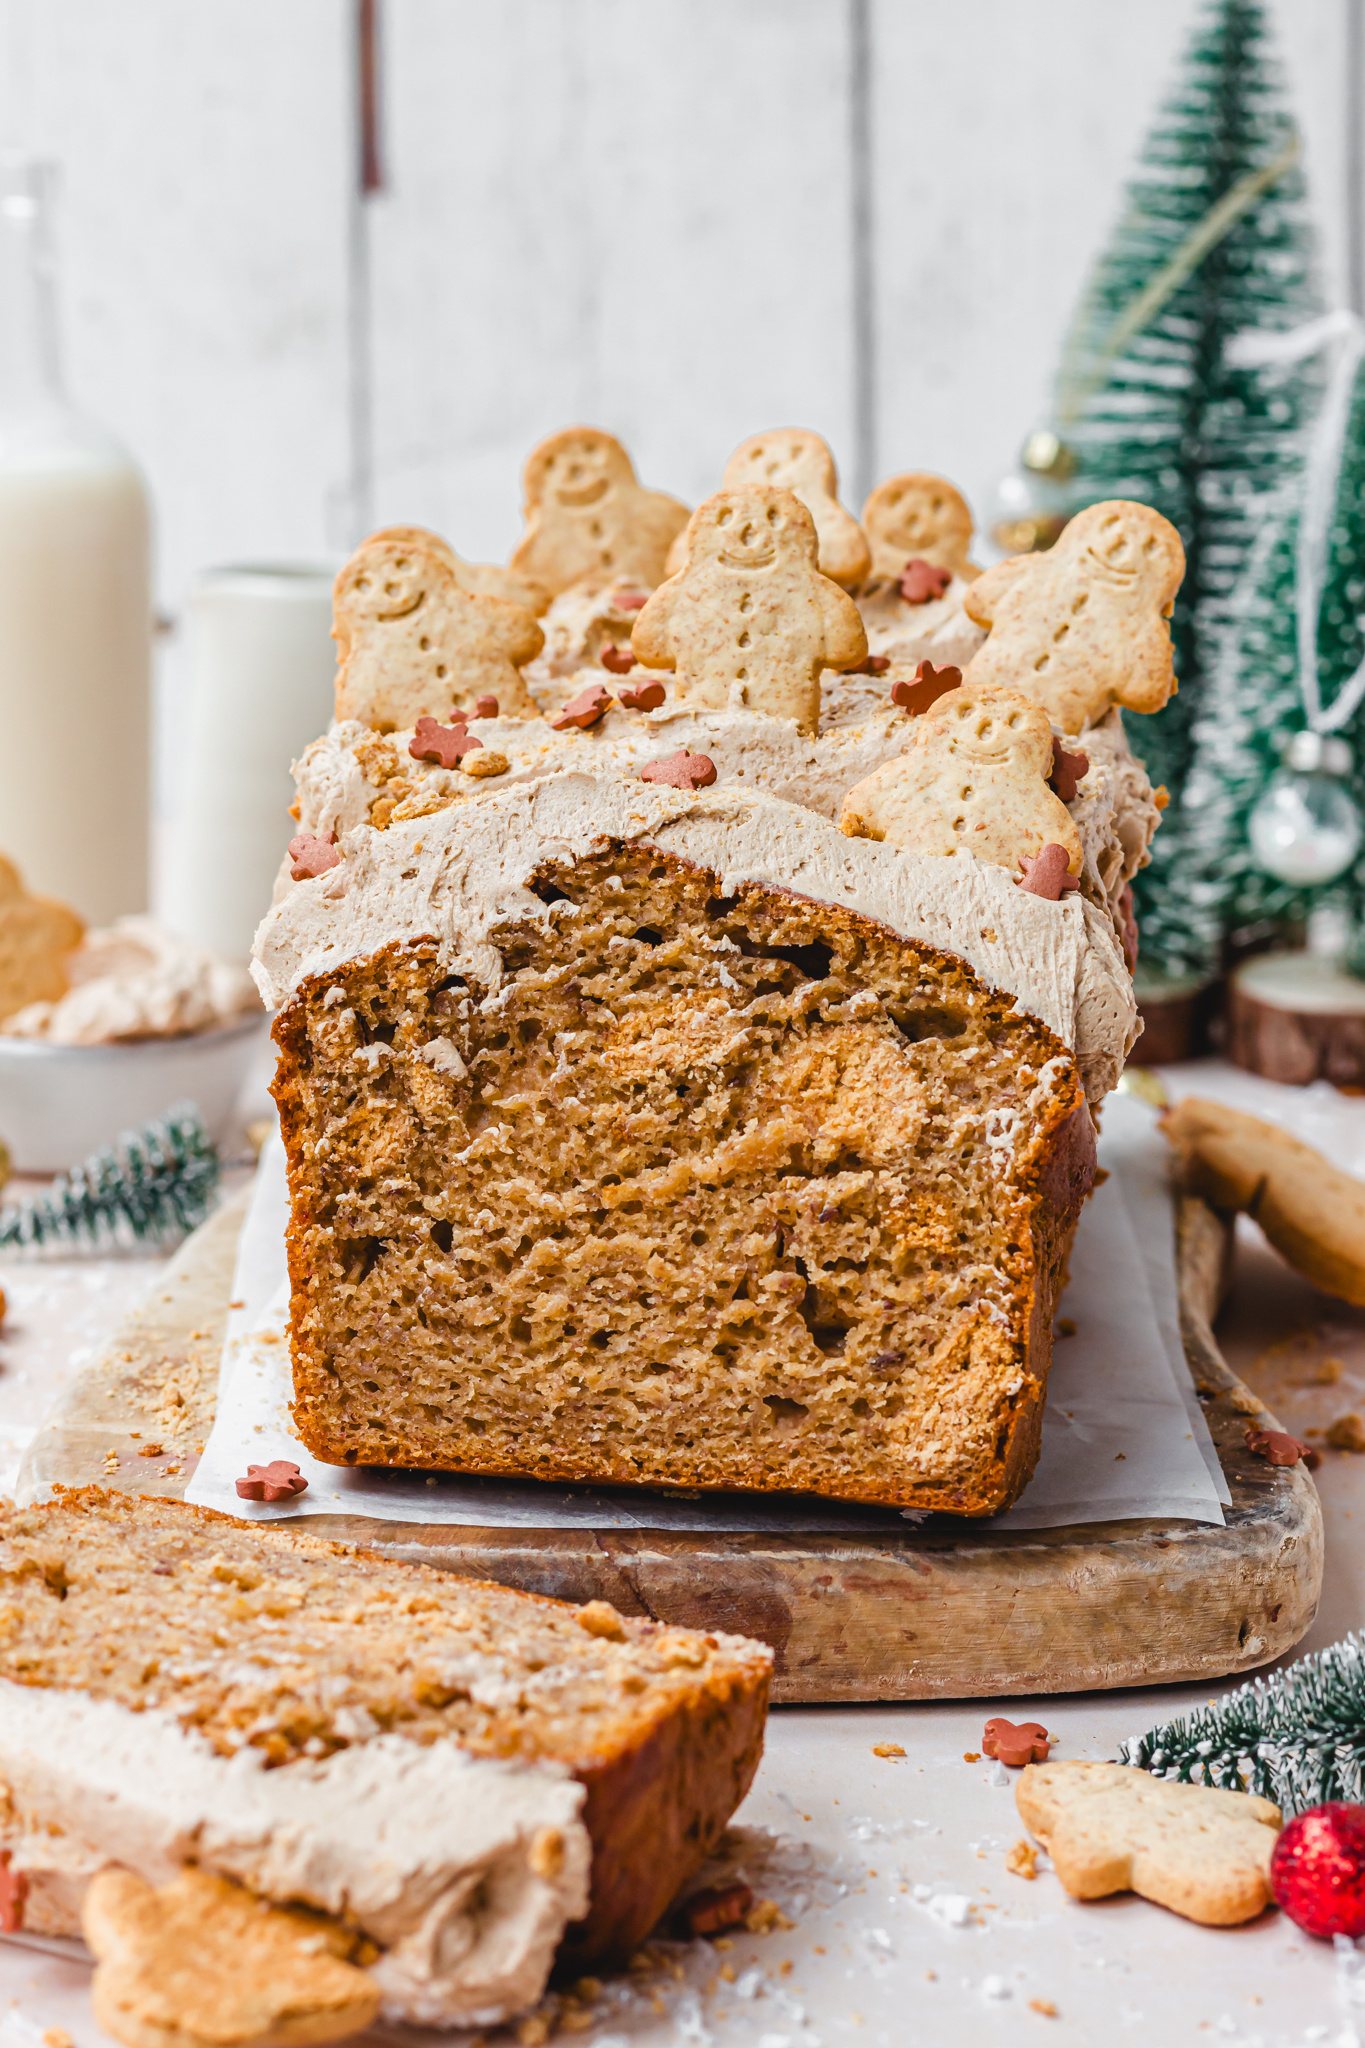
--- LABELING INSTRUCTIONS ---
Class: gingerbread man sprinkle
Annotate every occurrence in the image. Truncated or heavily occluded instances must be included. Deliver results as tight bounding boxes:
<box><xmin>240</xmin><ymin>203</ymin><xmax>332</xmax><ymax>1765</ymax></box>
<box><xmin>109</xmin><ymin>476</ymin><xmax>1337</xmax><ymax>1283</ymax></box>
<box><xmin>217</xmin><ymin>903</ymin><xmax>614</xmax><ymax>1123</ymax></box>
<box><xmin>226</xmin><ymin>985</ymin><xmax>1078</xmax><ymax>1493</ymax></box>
<box><xmin>890</xmin><ymin>660</ymin><xmax>962</xmax><ymax>718</ymax></box>
<box><xmin>474</xmin><ymin>694</ymin><xmax>499</xmax><ymax>718</ymax></box>
<box><xmin>600</xmin><ymin>642</ymin><xmax>637</xmax><ymax>675</ymax></box>
<box><xmin>288</xmin><ymin>833</ymin><xmax>341</xmax><ymax>882</ymax></box>
<box><xmin>552</xmin><ymin>681</ymin><xmax>614</xmax><ymax>731</ymax></box>
<box><xmin>1049</xmin><ymin>739</ymin><xmax>1091</xmax><ymax>803</ymax></box>
<box><xmin>1017</xmin><ymin>845</ymin><xmax>1081</xmax><ymax>900</ymax></box>
<box><xmin>618</xmin><ymin>678</ymin><xmax>667</xmax><ymax>711</ymax></box>
<box><xmin>639</xmin><ymin>750</ymin><xmax>717</xmax><ymax>791</ymax></box>
<box><xmin>410</xmin><ymin>715</ymin><xmax>483</xmax><ymax>768</ymax></box>
<box><xmin>0</xmin><ymin>1850</ymin><xmax>27</xmax><ymax>1933</ymax></box>
<box><xmin>983</xmin><ymin>1718</ymin><xmax>1052</xmax><ymax>1767</ymax></box>
<box><xmin>1246</xmin><ymin>1427</ymin><xmax>1317</xmax><ymax>1469</ymax></box>
<box><xmin>900</xmin><ymin>558</ymin><xmax>953</xmax><ymax>606</ymax></box>
<box><xmin>235</xmin><ymin>1460</ymin><xmax>309</xmax><ymax>1503</ymax></box>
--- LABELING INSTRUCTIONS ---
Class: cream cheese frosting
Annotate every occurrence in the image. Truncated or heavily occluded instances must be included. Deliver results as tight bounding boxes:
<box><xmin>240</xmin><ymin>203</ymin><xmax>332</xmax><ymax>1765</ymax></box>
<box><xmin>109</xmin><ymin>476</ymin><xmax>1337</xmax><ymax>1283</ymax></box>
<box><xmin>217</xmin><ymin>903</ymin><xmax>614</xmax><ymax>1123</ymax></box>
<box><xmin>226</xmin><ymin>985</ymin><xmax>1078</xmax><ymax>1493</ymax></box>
<box><xmin>288</xmin><ymin>696</ymin><xmax>1157</xmax><ymax>976</ymax></box>
<box><xmin>0</xmin><ymin>1678</ymin><xmax>589</xmax><ymax>2028</ymax></box>
<box><xmin>254</xmin><ymin>768</ymin><xmax>1138</xmax><ymax>1103</ymax></box>
<box><xmin>1</xmin><ymin>916</ymin><xmax>259</xmax><ymax>1045</ymax></box>
<box><xmin>855</xmin><ymin>573</ymin><xmax>986</xmax><ymax>672</ymax></box>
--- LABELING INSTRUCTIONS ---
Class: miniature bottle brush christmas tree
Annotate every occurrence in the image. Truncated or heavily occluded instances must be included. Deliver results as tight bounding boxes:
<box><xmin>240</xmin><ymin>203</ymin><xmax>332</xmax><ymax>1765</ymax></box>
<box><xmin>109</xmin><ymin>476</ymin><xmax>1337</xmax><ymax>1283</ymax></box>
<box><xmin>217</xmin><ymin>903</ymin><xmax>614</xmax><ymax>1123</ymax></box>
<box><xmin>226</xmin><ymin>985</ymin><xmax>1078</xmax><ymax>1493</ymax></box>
<box><xmin>1048</xmin><ymin>0</ymin><xmax>1320</xmax><ymax>986</ymax></box>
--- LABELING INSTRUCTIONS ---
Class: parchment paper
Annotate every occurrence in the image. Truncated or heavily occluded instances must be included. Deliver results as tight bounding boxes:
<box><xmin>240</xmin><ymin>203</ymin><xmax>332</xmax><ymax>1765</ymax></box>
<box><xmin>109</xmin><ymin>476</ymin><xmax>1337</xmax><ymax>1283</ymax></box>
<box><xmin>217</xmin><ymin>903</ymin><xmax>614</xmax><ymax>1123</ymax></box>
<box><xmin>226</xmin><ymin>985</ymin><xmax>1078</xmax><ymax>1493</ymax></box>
<box><xmin>187</xmin><ymin>1091</ymin><xmax>1227</xmax><ymax>1531</ymax></box>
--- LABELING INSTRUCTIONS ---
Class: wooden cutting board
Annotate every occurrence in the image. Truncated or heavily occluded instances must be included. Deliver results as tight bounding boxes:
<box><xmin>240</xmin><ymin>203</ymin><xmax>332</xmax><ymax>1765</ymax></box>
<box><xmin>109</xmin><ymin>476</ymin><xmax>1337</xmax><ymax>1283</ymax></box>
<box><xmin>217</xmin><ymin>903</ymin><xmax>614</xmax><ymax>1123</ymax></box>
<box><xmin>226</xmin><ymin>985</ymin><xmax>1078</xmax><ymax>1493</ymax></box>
<box><xmin>18</xmin><ymin>1189</ymin><xmax>1322</xmax><ymax>1705</ymax></box>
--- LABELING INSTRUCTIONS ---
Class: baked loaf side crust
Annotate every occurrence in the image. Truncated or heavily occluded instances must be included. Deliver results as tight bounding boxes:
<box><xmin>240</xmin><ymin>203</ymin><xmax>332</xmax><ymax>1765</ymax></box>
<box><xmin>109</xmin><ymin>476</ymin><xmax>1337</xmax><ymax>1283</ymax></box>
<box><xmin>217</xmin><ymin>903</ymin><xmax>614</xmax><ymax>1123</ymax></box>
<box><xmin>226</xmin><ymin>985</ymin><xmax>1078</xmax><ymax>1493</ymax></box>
<box><xmin>0</xmin><ymin>1490</ymin><xmax>770</xmax><ymax>1965</ymax></box>
<box><xmin>274</xmin><ymin>844</ymin><xmax>1095</xmax><ymax>1517</ymax></box>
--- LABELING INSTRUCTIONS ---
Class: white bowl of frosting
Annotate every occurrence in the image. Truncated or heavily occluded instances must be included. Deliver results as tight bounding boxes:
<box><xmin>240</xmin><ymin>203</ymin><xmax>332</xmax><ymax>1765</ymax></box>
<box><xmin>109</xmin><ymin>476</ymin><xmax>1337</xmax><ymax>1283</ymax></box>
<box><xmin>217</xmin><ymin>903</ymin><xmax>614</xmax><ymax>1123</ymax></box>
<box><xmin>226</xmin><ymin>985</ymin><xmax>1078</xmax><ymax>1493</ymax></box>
<box><xmin>0</xmin><ymin>917</ymin><xmax>268</xmax><ymax>1172</ymax></box>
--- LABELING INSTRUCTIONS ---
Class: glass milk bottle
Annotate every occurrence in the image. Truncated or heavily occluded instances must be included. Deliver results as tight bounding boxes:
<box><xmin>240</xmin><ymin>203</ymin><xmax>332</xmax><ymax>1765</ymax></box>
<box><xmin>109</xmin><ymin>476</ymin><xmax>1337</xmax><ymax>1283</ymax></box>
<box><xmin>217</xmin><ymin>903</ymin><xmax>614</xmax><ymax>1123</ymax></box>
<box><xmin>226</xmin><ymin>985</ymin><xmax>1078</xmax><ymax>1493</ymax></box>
<box><xmin>0</xmin><ymin>156</ymin><xmax>151</xmax><ymax>922</ymax></box>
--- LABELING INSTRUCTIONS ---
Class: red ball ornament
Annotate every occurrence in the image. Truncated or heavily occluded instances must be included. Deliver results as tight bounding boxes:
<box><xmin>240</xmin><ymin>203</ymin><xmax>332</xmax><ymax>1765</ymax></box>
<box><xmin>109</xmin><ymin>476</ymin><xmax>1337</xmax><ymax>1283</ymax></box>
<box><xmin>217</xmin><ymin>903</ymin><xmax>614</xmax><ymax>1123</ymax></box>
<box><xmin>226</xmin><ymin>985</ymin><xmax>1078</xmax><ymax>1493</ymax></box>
<box><xmin>1270</xmin><ymin>1803</ymin><xmax>1365</xmax><ymax>1939</ymax></box>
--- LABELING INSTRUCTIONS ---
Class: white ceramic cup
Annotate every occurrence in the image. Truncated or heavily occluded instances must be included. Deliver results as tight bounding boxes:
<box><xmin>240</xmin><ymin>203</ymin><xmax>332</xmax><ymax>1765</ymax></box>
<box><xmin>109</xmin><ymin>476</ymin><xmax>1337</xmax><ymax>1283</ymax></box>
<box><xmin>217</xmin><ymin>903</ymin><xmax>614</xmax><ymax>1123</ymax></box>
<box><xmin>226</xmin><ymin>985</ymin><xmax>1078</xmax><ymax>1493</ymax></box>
<box><xmin>159</xmin><ymin>565</ymin><xmax>337</xmax><ymax>963</ymax></box>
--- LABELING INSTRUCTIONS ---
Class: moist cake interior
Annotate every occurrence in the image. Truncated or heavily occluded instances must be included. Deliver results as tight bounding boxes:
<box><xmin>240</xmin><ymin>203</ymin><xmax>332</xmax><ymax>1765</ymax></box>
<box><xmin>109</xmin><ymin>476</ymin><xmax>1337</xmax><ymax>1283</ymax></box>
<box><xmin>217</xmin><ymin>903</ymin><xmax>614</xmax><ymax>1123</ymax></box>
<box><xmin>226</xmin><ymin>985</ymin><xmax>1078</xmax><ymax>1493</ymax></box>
<box><xmin>276</xmin><ymin>843</ymin><xmax>1091</xmax><ymax>1514</ymax></box>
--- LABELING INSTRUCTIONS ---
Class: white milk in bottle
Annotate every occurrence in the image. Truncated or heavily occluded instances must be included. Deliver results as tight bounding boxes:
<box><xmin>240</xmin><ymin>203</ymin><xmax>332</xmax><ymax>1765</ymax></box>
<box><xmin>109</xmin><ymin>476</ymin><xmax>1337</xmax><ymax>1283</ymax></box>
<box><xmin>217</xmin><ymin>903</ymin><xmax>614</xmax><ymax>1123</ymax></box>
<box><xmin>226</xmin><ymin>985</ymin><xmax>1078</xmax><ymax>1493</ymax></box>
<box><xmin>0</xmin><ymin>157</ymin><xmax>151</xmax><ymax>923</ymax></box>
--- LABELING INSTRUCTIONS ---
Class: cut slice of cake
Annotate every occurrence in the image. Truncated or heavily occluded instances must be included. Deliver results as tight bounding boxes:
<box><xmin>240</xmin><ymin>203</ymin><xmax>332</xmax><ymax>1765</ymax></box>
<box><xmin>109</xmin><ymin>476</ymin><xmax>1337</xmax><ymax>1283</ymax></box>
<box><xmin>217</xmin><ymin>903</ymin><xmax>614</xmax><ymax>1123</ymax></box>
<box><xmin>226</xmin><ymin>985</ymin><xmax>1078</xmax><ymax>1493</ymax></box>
<box><xmin>258</xmin><ymin>768</ymin><xmax>1122</xmax><ymax>1517</ymax></box>
<box><xmin>0</xmin><ymin>1488</ymin><xmax>770</xmax><ymax>2026</ymax></box>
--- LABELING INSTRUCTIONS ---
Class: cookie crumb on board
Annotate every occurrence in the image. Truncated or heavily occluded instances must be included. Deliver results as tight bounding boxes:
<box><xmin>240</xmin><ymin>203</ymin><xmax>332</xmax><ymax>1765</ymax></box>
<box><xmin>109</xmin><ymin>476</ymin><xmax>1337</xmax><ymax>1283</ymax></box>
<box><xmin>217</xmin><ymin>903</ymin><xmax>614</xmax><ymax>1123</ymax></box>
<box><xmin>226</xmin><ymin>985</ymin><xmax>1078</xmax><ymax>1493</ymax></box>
<box><xmin>1327</xmin><ymin>1412</ymin><xmax>1365</xmax><ymax>1453</ymax></box>
<box><xmin>1006</xmin><ymin>1839</ymin><xmax>1039</xmax><ymax>1879</ymax></box>
<box><xmin>1029</xmin><ymin>1998</ymin><xmax>1059</xmax><ymax>2017</ymax></box>
<box><xmin>871</xmin><ymin>1742</ymin><xmax>905</xmax><ymax>1758</ymax></box>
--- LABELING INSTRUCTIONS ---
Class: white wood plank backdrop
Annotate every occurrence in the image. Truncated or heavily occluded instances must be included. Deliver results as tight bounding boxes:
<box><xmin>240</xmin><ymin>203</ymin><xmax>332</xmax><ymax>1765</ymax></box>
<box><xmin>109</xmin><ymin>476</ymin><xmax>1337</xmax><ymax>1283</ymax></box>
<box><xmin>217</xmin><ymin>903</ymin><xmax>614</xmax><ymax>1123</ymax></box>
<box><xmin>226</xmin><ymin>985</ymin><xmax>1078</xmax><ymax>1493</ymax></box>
<box><xmin>0</xmin><ymin>0</ymin><xmax>1357</xmax><ymax>601</ymax></box>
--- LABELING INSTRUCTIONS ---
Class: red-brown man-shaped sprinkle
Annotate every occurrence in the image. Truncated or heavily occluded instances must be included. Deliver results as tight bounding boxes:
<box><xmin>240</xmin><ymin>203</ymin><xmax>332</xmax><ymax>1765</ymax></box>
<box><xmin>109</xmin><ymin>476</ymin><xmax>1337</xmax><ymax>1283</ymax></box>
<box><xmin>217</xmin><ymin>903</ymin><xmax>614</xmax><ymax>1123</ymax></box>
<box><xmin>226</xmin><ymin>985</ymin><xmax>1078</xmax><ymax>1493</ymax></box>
<box><xmin>639</xmin><ymin>750</ymin><xmax>717</xmax><ymax>791</ymax></box>
<box><xmin>410</xmin><ymin>715</ymin><xmax>482</xmax><ymax>768</ymax></box>
<box><xmin>982</xmin><ymin>1718</ymin><xmax>1051</xmax><ymax>1767</ymax></box>
<box><xmin>600</xmin><ymin>642</ymin><xmax>637</xmax><ymax>675</ymax></box>
<box><xmin>1049</xmin><ymin>737</ymin><xmax>1091</xmax><ymax>803</ymax></box>
<box><xmin>1017</xmin><ymin>845</ymin><xmax>1080</xmax><ymax>900</ymax></box>
<box><xmin>551</xmin><ymin>682</ymin><xmax>614</xmax><ymax>731</ymax></box>
<box><xmin>618</xmin><ymin>678</ymin><xmax>667</xmax><ymax>711</ymax></box>
<box><xmin>474</xmin><ymin>694</ymin><xmax>499</xmax><ymax>719</ymax></box>
<box><xmin>288</xmin><ymin>832</ymin><xmax>341</xmax><ymax>881</ymax></box>
<box><xmin>848</xmin><ymin>653</ymin><xmax>891</xmax><ymax>676</ymax></box>
<box><xmin>900</xmin><ymin>558</ymin><xmax>953</xmax><ymax>605</ymax></box>
<box><xmin>612</xmin><ymin>587</ymin><xmax>650</xmax><ymax>611</ymax></box>
<box><xmin>1247</xmin><ymin>1427</ymin><xmax>1319</xmax><ymax>1470</ymax></box>
<box><xmin>890</xmin><ymin>660</ymin><xmax>962</xmax><ymax>719</ymax></box>
<box><xmin>235</xmin><ymin>1460</ymin><xmax>309</xmax><ymax>1503</ymax></box>
<box><xmin>0</xmin><ymin>1851</ymin><xmax>27</xmax><ymax>1933</ymax></box>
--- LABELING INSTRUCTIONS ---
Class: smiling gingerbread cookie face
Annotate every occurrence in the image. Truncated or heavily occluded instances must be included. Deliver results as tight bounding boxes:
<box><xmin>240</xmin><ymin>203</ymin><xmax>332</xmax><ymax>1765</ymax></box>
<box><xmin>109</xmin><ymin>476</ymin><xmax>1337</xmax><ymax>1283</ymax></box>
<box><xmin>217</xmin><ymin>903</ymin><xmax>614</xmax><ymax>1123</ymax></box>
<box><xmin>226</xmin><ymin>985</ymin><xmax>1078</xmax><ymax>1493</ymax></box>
<box><xmin>510</xmin><ymin>427</ymin><xmax>690</xmax><ymax>597</ymax></box>
<box><xmin>631</xmin><ymin>487</ymin><xmax>866</xmax><ymax>733</ymax></box>
<box><xmin>839</xmin><ymin>680</ymin><xmax>1083</xmax><ymax>881</ymax></box>
<box><xmin>334</xmin><ymin>527</ymin><xmax>543</xmax><ymax>729</ymax></box>
<box><xmin>861</xmin><ymin>471</ymin><xmax>978</xmax><ymax>582</ymax></box>
<box><xmin>716</xmin><ymin>428</ymin><xmax>871</xmax><ymax>588</ymax></box>
<box><xmin>963</xmin><ymin>500</ymin><xmax>1185</xmax><ymax>733</ymax></box>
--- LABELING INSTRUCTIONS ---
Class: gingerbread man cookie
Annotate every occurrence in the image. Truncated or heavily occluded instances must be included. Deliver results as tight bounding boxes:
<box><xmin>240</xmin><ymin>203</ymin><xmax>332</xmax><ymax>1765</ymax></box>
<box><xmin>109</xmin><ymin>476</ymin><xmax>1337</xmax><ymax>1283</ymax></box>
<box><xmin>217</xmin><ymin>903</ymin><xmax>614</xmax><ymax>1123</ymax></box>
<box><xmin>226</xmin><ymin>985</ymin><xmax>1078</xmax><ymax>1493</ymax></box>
<box><xmin>839</xmin><ymin>680</ymin><xmax>1083</xmax><ymax>881</ymax></box>
<box><xmin>861</xmin><ymin>471</ymin><xmax>979</xmax><ymax>582</ymax></box>
<box><xmin>632</xmin><ymin>488</ymin><xmax>866</xmax><ymax>734</ymax></box>
<box><xmin>334</xmin><ymin>529</ymin><xmax>542</xmax><ymax>729</ymax></box>
<box><xmin>83</xmin><ymin>1865</ymin><xmax>380</xmax><ymax>2048</ymax></box>
<box><xmin>509</xmin><ymin>427</ymin><xmax>689</xmax><ymax>596</ymax></box>
<box><xmin>963</xmin><ymin>500</ymin><xmax>1185</xmax><ymax>733</ymax></box>
<box><xmin>364</xmin><ymin>525</ymin><xmax>549</xmax><ymax>615</ymax></box>
<box><xmin>716</xmin><ymin>428</ymin><xmax>870</xmax><ymax>588</ymax></box>
<box><xmin>1016</xmin><ymin>1761</ymin><xmax>1281</xmax><ymax>1927</ymax></box>
<box><xmin>0</xmin><ymin>855</ymin><xmax>85</xmax><ymax>1024</ymax></box>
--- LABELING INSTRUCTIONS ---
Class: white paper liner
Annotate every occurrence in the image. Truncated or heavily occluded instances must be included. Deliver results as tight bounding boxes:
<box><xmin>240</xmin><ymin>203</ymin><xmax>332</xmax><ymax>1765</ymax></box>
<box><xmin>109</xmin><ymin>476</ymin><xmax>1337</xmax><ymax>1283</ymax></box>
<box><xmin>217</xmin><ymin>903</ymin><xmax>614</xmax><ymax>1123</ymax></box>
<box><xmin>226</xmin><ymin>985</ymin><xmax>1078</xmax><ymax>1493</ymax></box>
<box><xmin>187</xmin><ymin>1091</ymin><xmax>1227</xmax><ymax>1531</ymax></box>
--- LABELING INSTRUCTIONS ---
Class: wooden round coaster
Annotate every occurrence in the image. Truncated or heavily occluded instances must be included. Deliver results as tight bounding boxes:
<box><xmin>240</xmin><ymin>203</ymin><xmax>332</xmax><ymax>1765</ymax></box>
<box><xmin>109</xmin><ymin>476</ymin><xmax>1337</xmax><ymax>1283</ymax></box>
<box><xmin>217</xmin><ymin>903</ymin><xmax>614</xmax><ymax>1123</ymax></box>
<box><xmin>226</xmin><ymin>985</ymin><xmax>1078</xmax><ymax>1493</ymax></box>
<box><xmin>1228</xmin><ymin>950</ymin><xmax>1365</xmax><ymax>1087</ymax></box>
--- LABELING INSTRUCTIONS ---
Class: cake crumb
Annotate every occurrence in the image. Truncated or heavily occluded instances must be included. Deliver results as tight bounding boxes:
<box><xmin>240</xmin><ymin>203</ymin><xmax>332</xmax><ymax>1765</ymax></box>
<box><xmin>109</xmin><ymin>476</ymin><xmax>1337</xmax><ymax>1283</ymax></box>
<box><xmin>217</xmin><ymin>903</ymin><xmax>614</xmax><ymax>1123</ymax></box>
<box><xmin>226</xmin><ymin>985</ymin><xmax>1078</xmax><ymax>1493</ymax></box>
<box><xmin>1328</xmin><ymin>1412</ymin><xmax>1365</xmax><ymax>1453</ymax></box>
<box><xmin>871</xmin><ymin>1742</ymin><xmax>905</xmax><ymax>1758</ymax></box>
<box><xmin>43</xmin><ymin>2031</ymin><xmax>73</xmax><ymax>2048</ymax></box>
<box><xmin>1030</xmin><ymin>1998</ymin><xmax>1058</xmax><ymax>2016</ymax></box>
<box><xmin>963</xmin><ymin>1752</ymin><xmax>981</xmax><ymax>1763</ymax></box>
<box><xmin>576</xmin><ymin>1600</ymin><xmax>625</xmax><ymax>1641</ymax></box>
<box><xmin>1055</xmin><ymin>1318</ymin><xmax>1077</xmax><ymax>1339</ymax></box>
<box><xmin>745</xmin><ymin>1897</ymin><xmax>793</xmax><ymax>1933</ymax></box>
<box><xmin>1006</xmin><ymin>1839</ymin><xmax>1038</xmax><ymax>1879</ymax></box>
